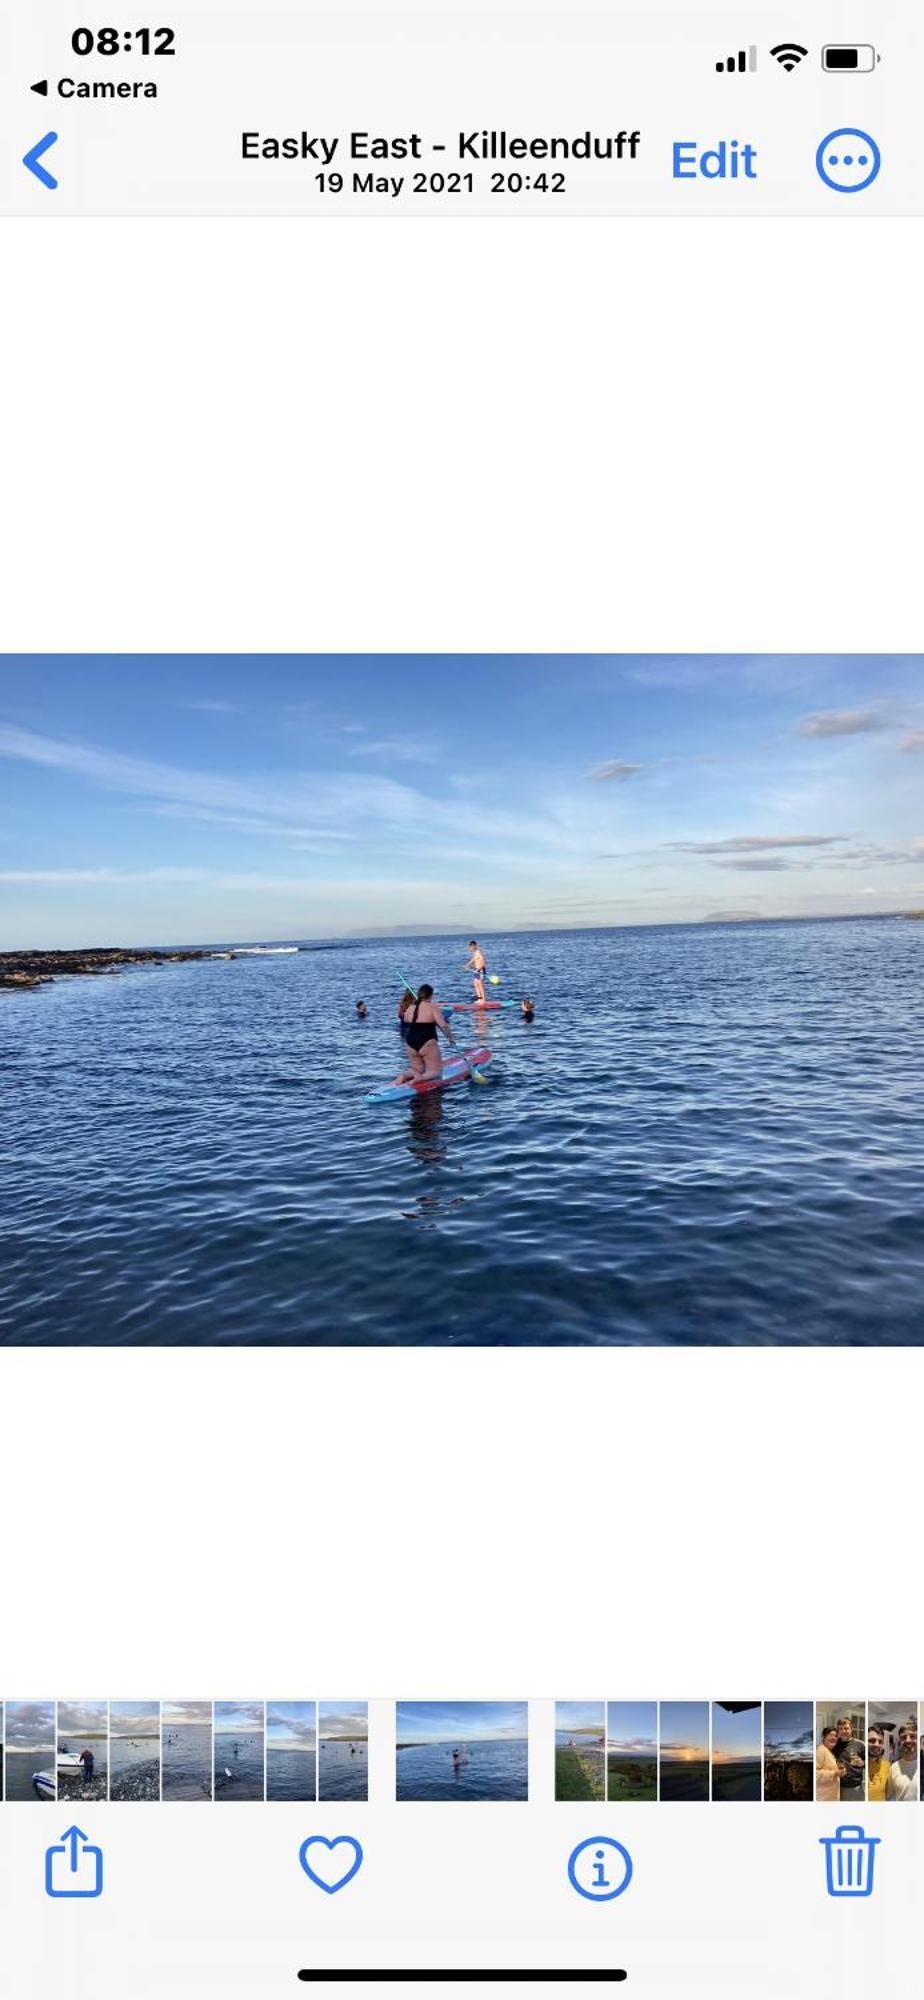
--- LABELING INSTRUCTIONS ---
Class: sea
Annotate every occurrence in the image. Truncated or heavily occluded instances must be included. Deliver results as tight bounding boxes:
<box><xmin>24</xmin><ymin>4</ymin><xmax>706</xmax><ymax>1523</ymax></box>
<box><xmin>110</xmin><ymin>1734</ymin><xmax>160</xmax><ymax>1776</ymax></box>
<box><xmin>396</xmin><ymin>1738</ymin><xmax>528</xmax><ymax>1801</ymax></box>
<box><xmin>318</xmin><ymin>1738</ymin><xmax>368</xmax><ymax>1800</ymax></box>
<box><xmin>110</xmin><ymin>1732</ymin><xmax>161</xmax><ymax>1799</ymax></box>
<box><xmin>266</xmin><ymin>1746</ymin><xmax>317</xmax><ymax>1801</ymax></box>
<box><xmin>214</xmin><ymin>1730</ymin><xmax>265</xmax><ymax>1799</ymax></box>
<box><xmin>3</xmin><ymin>1747</ymin><xmax>56</xmax><ymax>1801</ymax></box>
<box><xmin>2</xmin><ymin>919</ymin><xmax>922</xmax><ymax>1344</ymax></box>
<box><xmin>161</xmin><ymin>1724</ymin><xmax>213</xmax><ymax>1800</ymax></box>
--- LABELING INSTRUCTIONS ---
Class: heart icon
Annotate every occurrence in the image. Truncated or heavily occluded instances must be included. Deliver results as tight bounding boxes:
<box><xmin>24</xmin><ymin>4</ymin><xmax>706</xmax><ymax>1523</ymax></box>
<box><xmin>299</xmin><ymin>1835</ymin><xmax>364</xmax><ymax>1895</ymax></box>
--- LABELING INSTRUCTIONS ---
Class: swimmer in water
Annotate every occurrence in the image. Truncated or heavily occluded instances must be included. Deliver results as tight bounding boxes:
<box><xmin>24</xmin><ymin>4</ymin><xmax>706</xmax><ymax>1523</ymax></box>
<box><xmin>355</xmin><ymin>999</ymin><xmax>368</xmax><ymax>1019</ymax></box>
<box><xmin>521</xmin><ymin>997</ymin><xmax>535</xmax><ymax>1021</ymax></box>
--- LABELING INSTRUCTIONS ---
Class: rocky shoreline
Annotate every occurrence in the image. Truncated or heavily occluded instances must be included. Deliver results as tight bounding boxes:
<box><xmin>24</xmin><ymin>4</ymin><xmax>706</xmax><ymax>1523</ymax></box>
<box><xmin>0</xmin><ymin>946</ymin><xmax>238</xmax><ymax>992</ymax></box>
<box><xmin>109</xmin><ymin>1759</ymin><xmax>161</xmax><ymax>1802</ymax></box>
<box><xmin>57</xmin><ymin>1771</ymin><xmax>110</xmax><ymax>1802</ymax></box>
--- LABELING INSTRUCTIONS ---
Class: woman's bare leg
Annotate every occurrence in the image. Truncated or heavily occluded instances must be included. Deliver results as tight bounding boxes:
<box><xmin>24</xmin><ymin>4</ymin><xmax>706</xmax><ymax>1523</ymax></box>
<box><xmin>393</xmin><ymin>1049</ymin><xmax>426</xmax><ymax>1083</ymax></box>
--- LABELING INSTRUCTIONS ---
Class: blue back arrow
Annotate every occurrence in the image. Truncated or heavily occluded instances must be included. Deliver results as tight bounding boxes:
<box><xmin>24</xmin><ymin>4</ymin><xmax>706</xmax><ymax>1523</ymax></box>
<box><xmin>24</xmin><ymin>132</ymin><xmax>59</xmax><ymax>189</ymax></box>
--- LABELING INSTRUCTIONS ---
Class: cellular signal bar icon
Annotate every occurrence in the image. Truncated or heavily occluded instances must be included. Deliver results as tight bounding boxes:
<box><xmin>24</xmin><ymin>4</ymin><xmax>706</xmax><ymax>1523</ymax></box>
<box><xmin>716</xmin><ymin>45</ymin><xmax>758</xmax><ymax>72</ymax></box>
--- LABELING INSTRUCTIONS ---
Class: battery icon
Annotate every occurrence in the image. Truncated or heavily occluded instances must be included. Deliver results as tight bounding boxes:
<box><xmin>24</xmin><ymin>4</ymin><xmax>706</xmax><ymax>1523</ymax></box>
<box><xmin>822</xmin><ymin>44</ymin><xmax>880</xmax><ymax>71</ymax></box>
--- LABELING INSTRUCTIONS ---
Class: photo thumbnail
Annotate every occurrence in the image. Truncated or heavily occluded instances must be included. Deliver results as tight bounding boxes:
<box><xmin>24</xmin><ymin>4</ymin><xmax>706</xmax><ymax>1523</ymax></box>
<box><xmin>319</xmin><ymin>1703</ymin><xmax>368</xmax><ymax>1801</ymax></box>
<box><xmin>607</xmin><ymin>1702</ymin><xmax>658</xmax><ymax>1801</ymax></box>
<box><xmin>57</xmin><ymin>1699</ymin><xmax>108</xmax><ymax>1801</ymax></box>
<box><xmin>711</xmin><ymin>1702</ymin><xmax>761</xmax><ymax>1801</ymax></box>
<box><xmin>3</xmin><ymin>655</ymin><xmax>924</xmax><ymax>1347</ymax></box>
<box><xmin>3</xmin><ymin>1701</ymin><xmax>55</xmax><ymax>1802</ymax></box>
<box><xmin>763</xmin><ymin>1701</ymin><xmax>814</xmax><ymax>1800</ymax></box>
<box><xmin>867</xmin><ymin>1702</ymin><xmax>920</xmax><ymax>1801</ymax></box>
<box><xmin>396</xmin><ymin>1703</ymin><xmax>528</xmax><ymax>1801</ymax></box>
<box><xmin>109</xmin><ymin>1700</ymin><xmax>160</xmax><ymax>1801</ymax></box>
<box><xmin>214</xmin><ymin>1701</ymin><xmax>265</xmax><ymax>1801</ymax></box>
<box><xmin>161</xmin><ymin>1700</ymin><xmax>213</xmax><ymax>1802</ymax></box>
<box><xmin>816</xmin><ymin>1702</ymin><xmax>866</xmax><ymax>1805</ymax></box>
<box><xmin>554</xmin><ymin>1701</ymin><xmax>605</xmax><ymax>1800</ymax></box>
<box><xmin>659</xmin><ymin>1703</ymin><xmax>710</xmax><ymax>1802</ymax></box>
<box><xmin>266</xmin><ymin>1703</ymin><xmax>317</xmax><ymax>1803</ymax></box>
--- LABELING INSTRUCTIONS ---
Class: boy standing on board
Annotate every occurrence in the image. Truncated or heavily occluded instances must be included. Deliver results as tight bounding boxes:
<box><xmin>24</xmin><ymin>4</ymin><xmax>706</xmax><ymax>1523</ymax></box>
<box><xmin>465</xmin><ymin>940</ymin><xmax>487</xmax><ymax>1001</ymax></box>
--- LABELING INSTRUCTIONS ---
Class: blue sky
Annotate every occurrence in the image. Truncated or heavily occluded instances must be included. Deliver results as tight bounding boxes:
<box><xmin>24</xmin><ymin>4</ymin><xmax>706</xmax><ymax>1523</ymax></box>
<box><xmin>2</xmin><ymin>655</ymin><xmax>922</xmax><ymax>946</ymax></box>
<box><xmin>556</xmin><ymin>1701</ymin><xmax>604</xmax><ymax>1735</ymax></box>
<box><xmin>397</xmin><ymin>1702</ymin><xmax>528</xmax><ymax>1742</ymax></box>
<box><xmin>607</xmin><ymin>1701</ymin><xmax>658</xmax><ymax>1754</ymax></box>
<box><xmin>660</xmin><ymin>1702</ymin><xmax>710</xmax><ymax>1759</ymax></box>
<box><xmin>711</xmin><ymin>1702</ymin><xmax>761</xmax><ymax>1764</ymax></box>
<box><xmin>763</xmin><ymin>1702</ymin><xmax>813</xmax><ymax>1758</ymax></box>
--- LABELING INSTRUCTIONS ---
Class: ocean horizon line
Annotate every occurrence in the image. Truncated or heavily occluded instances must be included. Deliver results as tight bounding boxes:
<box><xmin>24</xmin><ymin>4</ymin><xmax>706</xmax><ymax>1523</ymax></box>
<box><xmin>0</xmin><ymin>908</ymin><xmax>917</xmax><ymax>957</ymax></box>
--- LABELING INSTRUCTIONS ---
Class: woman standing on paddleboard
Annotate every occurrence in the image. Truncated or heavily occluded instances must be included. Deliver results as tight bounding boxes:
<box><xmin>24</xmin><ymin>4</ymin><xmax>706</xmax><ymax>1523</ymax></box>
<box><xmin>395</xmin><ymin>984</ymin><xmax>456</xmax><ymax>1084</ymax></box>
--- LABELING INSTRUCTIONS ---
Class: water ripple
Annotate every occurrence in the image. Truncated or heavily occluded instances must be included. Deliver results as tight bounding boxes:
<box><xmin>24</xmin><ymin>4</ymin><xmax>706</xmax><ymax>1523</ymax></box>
<box><xmin>1</xmin><ymin>919</ymin><xmax>923</xmax><ymax>1342</ymax></box>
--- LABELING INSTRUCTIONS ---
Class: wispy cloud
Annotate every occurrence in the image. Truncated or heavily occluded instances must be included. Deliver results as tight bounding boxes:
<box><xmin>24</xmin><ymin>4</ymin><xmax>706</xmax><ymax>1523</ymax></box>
<box><xmin>717</xmin><ymin>857</ymin><xmax>796</xmax><ymax>872</ymax></box>
<box><xmin>0</xmin><ymin>722</ymin><xmax>581</xmax><ymax>862</ymax></box>
<box><xmin>899</xmin><ymin>731</ymin><xmax>924</xmax><ymax>752</ymax></box>
<box><xmin>797</xmin><ymin>709</ymin><xmax>883</xmax><ymax>738</ymax></box>
<box><xmin>183</xmin><ymin>700</ymin><xmax>240</xmax><ymax>714</ymax></box>
<box><xmin>346</xmin><ymin>736</ymin><xmax>440</xmax><ymax>765</ymax></box>
<box><xmin>0</xmin><ymin>867</ymin><xmax>310</xmax><ymax>886</ymax></box>
<box><xmin>588</xmin><ymin>761</ymin><xmax>642</xmax><ymax>782</ymax></box>
<box><xmin>668</xmin><ymin>835</ymin><xmax>844</xmax><ymax>854</ymax></box>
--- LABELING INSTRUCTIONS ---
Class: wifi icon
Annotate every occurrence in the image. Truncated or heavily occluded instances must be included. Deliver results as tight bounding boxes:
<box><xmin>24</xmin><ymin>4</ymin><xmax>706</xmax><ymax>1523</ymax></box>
<box><xmin>771</xmin><ymin>42</ymin><xmax>809</xmax><ymax>70</ymax></box>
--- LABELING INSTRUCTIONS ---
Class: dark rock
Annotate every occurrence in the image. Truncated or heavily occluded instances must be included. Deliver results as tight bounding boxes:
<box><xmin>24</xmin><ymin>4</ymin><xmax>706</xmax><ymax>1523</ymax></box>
<box><xmin>0</xmin><ymin>947</ymin><xmax>230</xmax><ymax>992</ymax></box>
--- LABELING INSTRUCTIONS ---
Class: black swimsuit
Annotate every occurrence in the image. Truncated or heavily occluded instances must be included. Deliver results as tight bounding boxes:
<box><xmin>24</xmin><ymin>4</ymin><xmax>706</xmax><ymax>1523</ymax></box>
<box><xmin>405</xmin><ymin>1001</ymin><xmax>438</xmax><ymax>1053</ymax></box>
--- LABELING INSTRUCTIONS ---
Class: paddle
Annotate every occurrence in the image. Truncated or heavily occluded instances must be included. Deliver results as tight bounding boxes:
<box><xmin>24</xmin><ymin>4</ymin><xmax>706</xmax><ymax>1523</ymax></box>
<box><xmin>461</xmin><ymin>965</ymin><xmax>501</xmax><ymax>984</ymax></box>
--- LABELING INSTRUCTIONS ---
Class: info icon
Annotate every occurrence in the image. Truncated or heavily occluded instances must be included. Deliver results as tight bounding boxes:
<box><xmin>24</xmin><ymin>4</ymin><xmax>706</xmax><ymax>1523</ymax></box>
<box><xmin>568</xmin><ymin>1836</ymin><xmax>634</xmax><ymax>1902</ymax></box>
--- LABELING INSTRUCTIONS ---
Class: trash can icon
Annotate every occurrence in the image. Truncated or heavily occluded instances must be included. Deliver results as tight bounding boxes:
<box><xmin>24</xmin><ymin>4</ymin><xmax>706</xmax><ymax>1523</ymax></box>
<box><xmin>819</xmin><ymin>1825</ymin><xmax>880</xmax><ymax>1898</ymax></box>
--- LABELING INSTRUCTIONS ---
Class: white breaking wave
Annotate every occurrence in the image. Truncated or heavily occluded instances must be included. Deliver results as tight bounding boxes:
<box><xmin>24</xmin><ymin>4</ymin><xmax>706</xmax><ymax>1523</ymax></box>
<box><xmin>232</xmin><ymin>946</ymin><xmax>300</xmax><ymax>955</ymax></box>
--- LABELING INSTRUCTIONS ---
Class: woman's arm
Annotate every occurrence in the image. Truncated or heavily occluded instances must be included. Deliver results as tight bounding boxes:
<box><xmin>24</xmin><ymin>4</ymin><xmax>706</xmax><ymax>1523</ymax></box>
<box><xmin>433</xmin><ymin>1005</ymin><xmax>455</xmax><ymax>1045</ymax></box>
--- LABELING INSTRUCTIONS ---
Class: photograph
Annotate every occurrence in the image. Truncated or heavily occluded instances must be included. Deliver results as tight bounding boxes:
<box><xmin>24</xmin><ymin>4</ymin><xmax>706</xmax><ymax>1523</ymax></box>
<box><xmin>607</xmin><ymin>1702</ymin><xmax>658</xmax><ymax>1802</ymax></box>
<box><xmin>57</xmin><ymin>1699</ymin><xmax>108</xmax><ymax>1801</ymax></box>
<box><xmin>266</xmin><ymin>1702</ymin><xmax>318</xmax><ymax>1802</ymax></box>
<box><xmin>396</xmin><ymin>1702</ymin><xmax>529</xmax><ymax>1801</ymax></box>
<box><xmin>763</xmin><ymin>1701</ymin><xmax>814</xmax><ymax>1800</ymax></box>
<box><xmin>3</xmin><ymin>1700</ymin><xmax>56</xmax><ymax>1801</ymax></box>
<box><xmin>711</xmin><ymin>1702</ymin><xmax>761</xmax><ymax>1801</ymax></box>
<box><xmin>3</xmin><ymin>654</ymin><xmax>924</xmax><ymax>1347</ymax></box>
<box><xmin>554</xmin><ymin>1701</ymin><xmax>606</xmax><ymax>1801</ymax></box>
<box><xmin>318</xmin><ymin>1702</ymin><xmax>369</xmax><ymax>1801</ymax></box>
<box><xmin>214</xmin><ymin>1701</ymin><xmax>265</xmax><ymax>1801</ymax></box>
<box><xmin>161</xmin><ymin>1700</ymin><xmax>213</xmax><ymax>1802</ymax></box>
<box><xmin>659</xmin><ymin>1703</ymin><xmax>710</xmax><ymax>1802</ymax></box>
<box><xmin>867</xmin><ymin>1702</ymin><xmax>919</xmax><ymax>1801</ymax></box>
<box><xmin>109</xmin><ymin>1700</ymin><xmax>160</xmax><ymax>1801</ymax></box>
<box><xmin>816</xmin><ymin>1703</ymin><xmax>866</xmax><ymax>1806</ymax></box>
